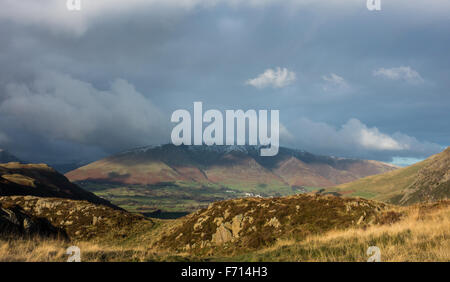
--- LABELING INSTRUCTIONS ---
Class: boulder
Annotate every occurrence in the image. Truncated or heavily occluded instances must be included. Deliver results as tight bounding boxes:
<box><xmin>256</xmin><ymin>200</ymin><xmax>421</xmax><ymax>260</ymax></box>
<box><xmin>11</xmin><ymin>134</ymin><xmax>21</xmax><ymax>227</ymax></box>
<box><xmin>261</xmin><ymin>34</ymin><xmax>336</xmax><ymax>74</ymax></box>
<box><xmin>0</xmin><ymin>203</ymin><xmax>62</xmax><ymax>238</ymax></box>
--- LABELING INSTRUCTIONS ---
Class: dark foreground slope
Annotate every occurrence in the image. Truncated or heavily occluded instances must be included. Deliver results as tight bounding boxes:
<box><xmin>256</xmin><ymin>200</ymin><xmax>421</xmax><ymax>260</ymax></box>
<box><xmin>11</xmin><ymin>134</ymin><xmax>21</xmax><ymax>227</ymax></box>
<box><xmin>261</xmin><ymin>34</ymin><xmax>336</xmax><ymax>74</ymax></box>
<box><xmin>0</xmin><ymin>195</ymin><xmax>153</xmax><ymax>241</ymax></box>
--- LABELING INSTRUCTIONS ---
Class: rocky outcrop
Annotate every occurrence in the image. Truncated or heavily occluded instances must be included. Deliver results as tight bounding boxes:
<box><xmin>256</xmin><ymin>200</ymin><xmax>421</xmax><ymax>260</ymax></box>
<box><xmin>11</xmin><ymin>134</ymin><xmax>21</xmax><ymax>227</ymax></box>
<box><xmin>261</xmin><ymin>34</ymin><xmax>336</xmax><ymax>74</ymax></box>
<box><xmin>0</xmin><ymin>196</ymin><xmax>153</xmax><ymax>241</ymax></box>
<box><xmin>158</xmin><ymin>194</ymin><xmax>394</xmax><ymax>253</ymax></box>
<box><xmin>211</xmin><ymin>214</ymin><xmax>245</xmax><ymax>244</ymax></box>
<box><xmin>211</xmin><ymin>224</ymin><xmax>233</xmax><ymax>244</ymax></box>
<box><xmin>0</xmin><ymin>202</ymin><xmax>62</xmax><ymax>238</ymax></box>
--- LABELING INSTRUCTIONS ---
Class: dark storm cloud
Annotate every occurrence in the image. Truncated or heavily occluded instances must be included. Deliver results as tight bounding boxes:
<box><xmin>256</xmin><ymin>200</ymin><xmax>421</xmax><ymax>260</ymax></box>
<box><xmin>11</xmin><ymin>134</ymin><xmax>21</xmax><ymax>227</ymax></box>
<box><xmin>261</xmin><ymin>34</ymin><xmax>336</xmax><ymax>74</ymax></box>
<box><xmin>0</xmin><ymin>71</ymin><xmax>169</xmax><ymax>151</ymax></box>
<box><xmin>0</xmin><ymin>0</ymin><xmax>448</xmax><ymax>162</ymax></box>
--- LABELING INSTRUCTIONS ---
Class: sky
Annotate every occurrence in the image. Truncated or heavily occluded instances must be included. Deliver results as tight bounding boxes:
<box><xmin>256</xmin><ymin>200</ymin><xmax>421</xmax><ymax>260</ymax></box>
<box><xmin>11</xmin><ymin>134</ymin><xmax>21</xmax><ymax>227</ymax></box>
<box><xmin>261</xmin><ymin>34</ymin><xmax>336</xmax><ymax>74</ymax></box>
<box><xmin>0</xmin><ymin>0</ymin><xmax>449</xmax><ymax>164</ymax></box>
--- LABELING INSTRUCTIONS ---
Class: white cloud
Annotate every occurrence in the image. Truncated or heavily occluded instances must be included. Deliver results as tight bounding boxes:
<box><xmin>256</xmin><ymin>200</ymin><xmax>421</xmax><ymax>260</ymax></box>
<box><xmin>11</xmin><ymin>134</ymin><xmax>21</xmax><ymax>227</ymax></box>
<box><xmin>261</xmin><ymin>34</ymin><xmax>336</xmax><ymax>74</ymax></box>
<box><xmin>373</xmin><ymin>66</ymin><xmax>424</xmax><ymax>84</ymax></box>
<box><xmin>321</xmin><ymin>73</ymin><xmax>349</xmax><ymax>91</ymax></box>
<box><xmin>246</xmin><ymin>67</ymin><xmax>296</xmax><ymax>89</ymax></box>
<box><xmin>283</xmin><ymin>118</ymin><xmax>442</xmax><ymax>159</ymax></box>
<box><xmin>0</xmin><ymin>71</ymin><xmax>169</xmax><ymax>150</ymax></box>
<box><xmin>357</xmin><ymin>123</ymin><xmax>406</xmax><ymax>150</ymax></box>
<box><xmin>299</xmin><ymin>118</ymin><xmax>406</xmax><ymax>151</ymax></box>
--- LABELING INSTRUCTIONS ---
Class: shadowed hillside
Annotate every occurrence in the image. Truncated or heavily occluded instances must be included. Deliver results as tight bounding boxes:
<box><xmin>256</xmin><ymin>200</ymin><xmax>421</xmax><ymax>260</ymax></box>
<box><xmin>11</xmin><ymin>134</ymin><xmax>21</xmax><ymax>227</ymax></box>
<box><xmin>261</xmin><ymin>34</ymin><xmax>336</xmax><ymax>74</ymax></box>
<box><xmin>0</xmin><ymin>195</ymin><xmax>154</xmax><ymax>241</ymax></box>
<box><xmin>0</xmin><ymin>162</ymin><xmax>118</xmax><ymax>209</ymax></box>
<box><xmin>0</xmin><ymin>201</ymin><xmax>63</xmax><ymax>239</ymax></box>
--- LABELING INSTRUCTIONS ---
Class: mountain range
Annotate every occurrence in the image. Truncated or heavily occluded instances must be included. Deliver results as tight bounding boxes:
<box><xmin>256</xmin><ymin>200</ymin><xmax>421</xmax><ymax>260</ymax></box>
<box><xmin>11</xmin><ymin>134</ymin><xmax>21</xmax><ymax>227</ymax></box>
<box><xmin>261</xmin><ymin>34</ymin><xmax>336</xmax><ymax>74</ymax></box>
<box><xmin>66</xmin><ymin>144</ymin><xmax>398</xmax><ymax>190</ymax></box>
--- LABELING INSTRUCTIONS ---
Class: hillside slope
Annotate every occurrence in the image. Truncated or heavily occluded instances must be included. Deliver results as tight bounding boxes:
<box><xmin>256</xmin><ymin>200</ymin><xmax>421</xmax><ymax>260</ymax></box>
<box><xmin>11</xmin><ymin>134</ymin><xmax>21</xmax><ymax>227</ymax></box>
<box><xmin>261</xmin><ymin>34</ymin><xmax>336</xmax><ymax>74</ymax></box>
<box><xmin>332</xmin><ymin>147</ymin><xmax>450</xmax><ymax>205</ymax></box>
<box><xmin>0</xmin><ymin>162</ymin><xmax>118</xmax><ymax>209</ymax></box>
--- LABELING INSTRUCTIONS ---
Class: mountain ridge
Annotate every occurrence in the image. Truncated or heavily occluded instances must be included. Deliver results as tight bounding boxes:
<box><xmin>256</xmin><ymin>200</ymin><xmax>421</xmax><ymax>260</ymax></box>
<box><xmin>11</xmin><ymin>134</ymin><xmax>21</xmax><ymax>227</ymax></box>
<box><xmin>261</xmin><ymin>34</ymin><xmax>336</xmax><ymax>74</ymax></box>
<box><xmin>66</xmin><ymin>144</ymin><xmax>398</xmax><ymax>189</ymax></box>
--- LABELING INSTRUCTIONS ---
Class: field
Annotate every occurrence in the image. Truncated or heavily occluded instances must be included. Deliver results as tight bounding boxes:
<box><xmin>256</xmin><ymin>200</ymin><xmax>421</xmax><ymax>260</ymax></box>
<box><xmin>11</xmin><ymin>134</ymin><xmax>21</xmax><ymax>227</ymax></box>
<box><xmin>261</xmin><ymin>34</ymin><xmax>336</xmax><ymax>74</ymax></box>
<box><xmin>78</xmin><ymin>181</ymin><xmax>312</xmax><ymax>214</ymax></box>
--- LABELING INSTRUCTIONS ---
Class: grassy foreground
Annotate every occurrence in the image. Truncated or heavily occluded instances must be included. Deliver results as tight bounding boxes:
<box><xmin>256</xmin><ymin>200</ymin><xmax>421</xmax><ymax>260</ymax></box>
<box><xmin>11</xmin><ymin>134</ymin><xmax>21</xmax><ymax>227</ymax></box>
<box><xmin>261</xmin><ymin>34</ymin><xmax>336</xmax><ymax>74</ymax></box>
<box><xmin>226</xmin><ymin>202</ymin><xmax>449</xmax><ymax>262</ymax></box>
<box><xmin>0</xmin><ymin>200</ymin><xmax>448</xmax><ymax>262</ymax></box>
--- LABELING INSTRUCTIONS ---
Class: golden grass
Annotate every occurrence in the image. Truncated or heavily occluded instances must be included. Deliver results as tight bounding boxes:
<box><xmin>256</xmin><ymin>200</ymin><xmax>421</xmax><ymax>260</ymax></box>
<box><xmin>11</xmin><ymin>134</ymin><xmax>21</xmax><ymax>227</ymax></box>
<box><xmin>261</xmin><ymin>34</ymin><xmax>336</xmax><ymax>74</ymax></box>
<box><xmin>0</xmin><ymin>239</ymin><xmax>183</xmax><ymax>262</ymax></box>
<box><xmin>228</xmin><ymin>204</ymin><xmax>450</xmax><ymax>262</ymax></box>
<box><xmin>1</xmin><ymin>202</ymin><xmax>448</xmax><ymax>262</ymax></box>
<box><xmin>0</xmin><ymin>218</ymin><xmax>190</xmax><ymax>262</ymax></box>
<box><xmin>0</xmin><ymin>239</ymin><xmax>68</xmax><ymax>262</ymax></box>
